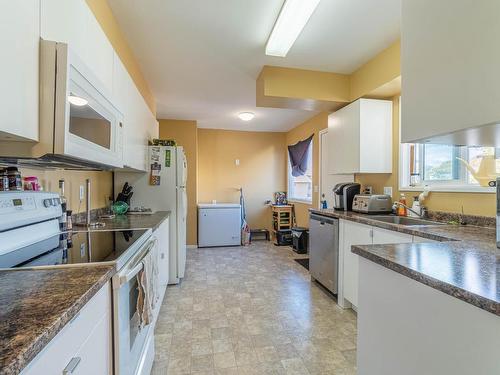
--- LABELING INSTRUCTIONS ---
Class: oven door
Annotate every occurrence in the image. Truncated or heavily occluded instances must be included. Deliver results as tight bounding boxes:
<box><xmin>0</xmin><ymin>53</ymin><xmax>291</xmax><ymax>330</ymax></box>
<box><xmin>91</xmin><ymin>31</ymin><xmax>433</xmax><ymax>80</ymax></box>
<box><xmin>112</xmin><ymin>238</ymin><xmax>156</xmax><ymax>375</ymax></box>
<box><xmin>45</xmin><ymin>40</ymin><xmax>124</xmax><ymax>168</ymax></box>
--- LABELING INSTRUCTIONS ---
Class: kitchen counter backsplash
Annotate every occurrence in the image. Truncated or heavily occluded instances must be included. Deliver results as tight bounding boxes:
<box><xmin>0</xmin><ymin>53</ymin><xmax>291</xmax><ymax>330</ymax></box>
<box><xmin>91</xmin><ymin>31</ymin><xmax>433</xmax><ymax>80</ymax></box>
<box><xmin>426</xmin><ymin>210</ymin><xmax>495</xmax><ymax>228</ymax></box>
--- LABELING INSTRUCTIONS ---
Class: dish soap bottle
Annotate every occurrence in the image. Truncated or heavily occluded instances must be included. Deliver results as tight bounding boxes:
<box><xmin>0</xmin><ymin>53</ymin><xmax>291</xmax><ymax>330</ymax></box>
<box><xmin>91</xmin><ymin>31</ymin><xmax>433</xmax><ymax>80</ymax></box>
<box><xmin>397</xmin><ymin>193</ymin><xmax>407</xmax><ymax>216</ymax></box>
<box><xmin>409</xmin><ymin>196</ymin><xmax>421</xmax><ymax>217</ymax></box>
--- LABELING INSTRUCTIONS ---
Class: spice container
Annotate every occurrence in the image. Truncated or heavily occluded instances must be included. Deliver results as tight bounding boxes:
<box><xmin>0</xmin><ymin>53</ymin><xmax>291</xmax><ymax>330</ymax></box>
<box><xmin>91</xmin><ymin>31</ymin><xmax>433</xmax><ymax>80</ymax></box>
<box><xmin>6</xmin><ymin>167</ymin><xmax>22</xmax><ymax>191</ymax></box>
<box><xmin>0</xmin><ymin>169</ymin><xmax>8</xmax><ymax>191</ymax></box>
<box><xmin>23</xmin><ymin>176</ymin><xmax>40</xmax><ymax>191</ymax></box>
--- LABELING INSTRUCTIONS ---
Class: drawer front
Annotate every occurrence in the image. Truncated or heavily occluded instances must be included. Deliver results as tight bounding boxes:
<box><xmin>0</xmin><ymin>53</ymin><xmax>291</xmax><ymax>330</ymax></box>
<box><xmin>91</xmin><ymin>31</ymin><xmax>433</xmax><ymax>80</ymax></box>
<box><xmin>22</xmin><ymin>282</ymin><xmax>110</xmax><ymax>375</ymax></box>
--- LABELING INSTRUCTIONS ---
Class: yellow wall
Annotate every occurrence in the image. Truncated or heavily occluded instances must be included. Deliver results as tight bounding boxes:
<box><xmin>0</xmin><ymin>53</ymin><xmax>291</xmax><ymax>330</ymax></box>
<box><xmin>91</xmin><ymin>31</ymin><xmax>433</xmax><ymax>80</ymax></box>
<box><xmin>158</xmin><ymin>120</ymin><xmax>198</xmax><ymax>246</ymax></box>
<box><xmin>85</xmin><ymin>0</ymin><xmax>156</xmax><ymax>114</ymax></box>
<box><xmin>198</xmin><ymin>129</ymin><xmax>286</xmax><ymax>233</ymax></box>
<box><xmin>349</xmin><ymin>41</ymin><xmax>401</xmax><ymax>100</ymax></box>
<box><xmin>20</xmin><ymin>169</ymin><xmax>112</xmax><ymax>215</ymax></box>
<box><xmin>285</xmin><ymin>113</ymin><xmax>329</xmax><ymax>227</ymax></box>
<box><xmin>354</xmin><ymin>96</ymin><xmax>496</xmax><ymax>217</ymax></box>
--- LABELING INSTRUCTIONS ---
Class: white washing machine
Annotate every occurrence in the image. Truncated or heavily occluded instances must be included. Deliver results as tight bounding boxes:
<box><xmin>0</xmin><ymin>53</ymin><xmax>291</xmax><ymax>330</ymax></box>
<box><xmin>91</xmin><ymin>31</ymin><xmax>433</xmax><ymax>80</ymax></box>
<box><xmin>198</xmin><ymin>203</ymin><xmax>241</xmax><ymax>247</ymax></box>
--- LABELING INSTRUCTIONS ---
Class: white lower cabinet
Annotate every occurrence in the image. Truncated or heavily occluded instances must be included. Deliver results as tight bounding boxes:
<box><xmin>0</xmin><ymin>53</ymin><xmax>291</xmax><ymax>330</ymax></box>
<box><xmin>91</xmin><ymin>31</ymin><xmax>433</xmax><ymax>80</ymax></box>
<box><xmin>340</xmin><ymin>220</ymin><xmax>413</xmax><ymax>309</ymax></box>
<box><xmin>21</xmin><ymin>283</ymin><xmax>112</xmax><ymax>375</ymax></box>
<box><xmin>155</xmin><ymin>219</ymin><xmax>170</xmax><ymax>290</ymax></box>
<box><xmin>342</xmin><ymin>221</ymin><xmax>373</xmax><ymax>309</ymax></box>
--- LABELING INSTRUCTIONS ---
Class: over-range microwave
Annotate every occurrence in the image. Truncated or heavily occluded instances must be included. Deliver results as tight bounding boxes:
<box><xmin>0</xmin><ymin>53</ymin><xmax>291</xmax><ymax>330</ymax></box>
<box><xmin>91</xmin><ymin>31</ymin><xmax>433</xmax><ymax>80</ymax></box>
<box><xmin>0</xmin><ymin>40</ymin><xmax>123</xmax><ymax>169</ymax></box>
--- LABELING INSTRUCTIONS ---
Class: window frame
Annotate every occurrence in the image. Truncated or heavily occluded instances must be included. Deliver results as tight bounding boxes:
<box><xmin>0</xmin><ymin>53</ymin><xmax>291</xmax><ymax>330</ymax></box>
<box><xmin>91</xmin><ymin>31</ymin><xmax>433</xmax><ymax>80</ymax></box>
<box><xmin>399</xmin><ymin>143</ymin><xmax>496</xmax><ymax>193</ymax></box>
<box><xmin>287</xmin><ymin>140</ymin><xmax>313</xmax><ymax>203</ymax></box>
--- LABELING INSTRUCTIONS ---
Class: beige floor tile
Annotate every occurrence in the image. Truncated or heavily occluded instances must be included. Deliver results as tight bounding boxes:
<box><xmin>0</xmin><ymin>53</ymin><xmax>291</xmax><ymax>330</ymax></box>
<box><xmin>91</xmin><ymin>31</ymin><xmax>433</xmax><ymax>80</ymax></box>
<box><xmin>213</xmin><ymin>351</ymin><xmax>237</xmax><ymax>369</ymax></box>
<box><xmin>191</xmin><ymin>354</ymin><xmax>214</xmax><ymax>372</ymax></box>
<box><xmin>152</xmin><ymin>242</ymin><xmax>357</xmax><ymax>375</ymax></box>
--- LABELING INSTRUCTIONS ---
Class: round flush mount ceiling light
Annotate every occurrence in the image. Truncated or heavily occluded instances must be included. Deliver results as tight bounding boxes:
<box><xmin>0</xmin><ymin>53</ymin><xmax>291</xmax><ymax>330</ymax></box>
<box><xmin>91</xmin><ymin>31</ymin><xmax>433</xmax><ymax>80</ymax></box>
<box><xmin>238</xmin><ymin>112</ymin><xmax>255</xmax><ymax>121</ymax></box>
<box><xmin>68</xmin><ymin>95</ymin><xmax>88</xmax><ymax>106</ymax></box>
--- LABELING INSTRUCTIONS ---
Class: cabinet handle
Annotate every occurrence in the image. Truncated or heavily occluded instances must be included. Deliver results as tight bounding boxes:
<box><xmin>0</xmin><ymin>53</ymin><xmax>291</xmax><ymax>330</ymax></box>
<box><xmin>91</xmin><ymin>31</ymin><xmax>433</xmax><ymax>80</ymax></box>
<box><xmin>63</xmin><ymin>357</ymin><xmax>81</xmax><ymax>374</ymax></box>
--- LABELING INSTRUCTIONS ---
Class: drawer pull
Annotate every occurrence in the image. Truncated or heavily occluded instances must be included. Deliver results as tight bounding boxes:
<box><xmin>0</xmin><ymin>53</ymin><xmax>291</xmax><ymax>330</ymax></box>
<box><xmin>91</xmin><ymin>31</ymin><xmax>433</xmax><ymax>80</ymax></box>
<box><xmin>63</xmin><ymin>357</ymin><xmax>81</xmax><ymax>374</ymax></box>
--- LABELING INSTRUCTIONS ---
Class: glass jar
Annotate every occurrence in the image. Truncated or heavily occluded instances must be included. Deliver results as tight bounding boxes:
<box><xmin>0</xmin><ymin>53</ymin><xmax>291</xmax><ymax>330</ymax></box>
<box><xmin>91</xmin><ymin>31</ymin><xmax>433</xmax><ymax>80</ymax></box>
<box><xmin>6</xmin><ymin>167</ymin><xmax>22</xmax><ymax>191</ymax></box>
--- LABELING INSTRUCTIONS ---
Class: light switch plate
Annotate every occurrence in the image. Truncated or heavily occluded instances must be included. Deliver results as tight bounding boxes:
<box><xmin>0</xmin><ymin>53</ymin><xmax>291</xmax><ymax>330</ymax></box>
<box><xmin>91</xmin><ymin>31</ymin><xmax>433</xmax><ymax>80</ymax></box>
<box><xmin>384</xmin><ymin>186</ymin><xmax>393</xmax><ymax>197</ymax></box>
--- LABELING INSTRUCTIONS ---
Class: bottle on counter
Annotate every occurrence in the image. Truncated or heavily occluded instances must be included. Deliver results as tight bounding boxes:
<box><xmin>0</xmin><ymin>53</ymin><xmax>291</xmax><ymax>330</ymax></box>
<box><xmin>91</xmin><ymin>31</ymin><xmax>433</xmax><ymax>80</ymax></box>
<box><xmin>409</xmin><ymin>196</ymin><xmax>421</xmax><ymax>217</ymax></box>
<box><xmin>397</xmin><ymin>193</ymin><xmax>408</xmax><ymax>216</ymax></box>
<box><xmin>0</xmin><ymin>168</ymin><xmax>8</xmax><ymax>191</ymax></box>
<box><xmin>59</xmin><ymin>179</ymin><xmax>68</xmax><ymax>230</ymax></box>
<box><xmin>6</xmin><ymin>167</ymin><xmax>22</xmax><ymax>191</ymax></box>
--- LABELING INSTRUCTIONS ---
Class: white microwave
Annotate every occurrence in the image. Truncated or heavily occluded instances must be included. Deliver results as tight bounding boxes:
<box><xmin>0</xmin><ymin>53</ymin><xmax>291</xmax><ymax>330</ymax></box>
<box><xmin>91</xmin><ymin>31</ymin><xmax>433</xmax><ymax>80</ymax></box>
<box><xmin>0</xmin><ymin>40</ymin><xmax>123</xmax><ymax>169</ymax></box>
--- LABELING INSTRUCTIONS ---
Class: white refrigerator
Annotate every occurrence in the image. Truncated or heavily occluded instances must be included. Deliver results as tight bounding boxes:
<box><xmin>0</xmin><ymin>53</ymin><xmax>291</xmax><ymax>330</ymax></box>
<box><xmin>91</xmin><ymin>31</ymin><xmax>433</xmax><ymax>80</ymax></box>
<box><xmin>114</xmin><ymin>146</ymin><xmax>187</xmax><ymax>284</ymax></box>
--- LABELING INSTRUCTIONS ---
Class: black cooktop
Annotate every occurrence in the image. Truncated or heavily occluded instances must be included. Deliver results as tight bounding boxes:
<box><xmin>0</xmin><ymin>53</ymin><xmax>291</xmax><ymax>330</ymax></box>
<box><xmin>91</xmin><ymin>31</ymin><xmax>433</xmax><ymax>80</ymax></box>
<box><xmin>2</xmin><ymin>229</ymin><xmax>148</xmax><ymax>269</ymax></box>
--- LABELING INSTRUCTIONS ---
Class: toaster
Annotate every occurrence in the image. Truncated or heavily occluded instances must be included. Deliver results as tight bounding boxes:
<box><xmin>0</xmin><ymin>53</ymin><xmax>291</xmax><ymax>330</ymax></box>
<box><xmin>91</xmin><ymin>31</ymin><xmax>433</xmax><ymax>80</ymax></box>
<box><xmin>352</xmin><ymin>194</ymin><xmax>393</xmax><ymax>214</ymax></box>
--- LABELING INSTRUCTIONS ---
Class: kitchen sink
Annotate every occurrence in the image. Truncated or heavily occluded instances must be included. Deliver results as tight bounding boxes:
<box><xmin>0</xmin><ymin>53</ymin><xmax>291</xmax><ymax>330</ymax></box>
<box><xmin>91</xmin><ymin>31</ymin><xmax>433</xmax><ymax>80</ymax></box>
<box><xmin>368</xmin><ymin>215</ymin><xmax>445</xmax><ymax>226</ymax></box>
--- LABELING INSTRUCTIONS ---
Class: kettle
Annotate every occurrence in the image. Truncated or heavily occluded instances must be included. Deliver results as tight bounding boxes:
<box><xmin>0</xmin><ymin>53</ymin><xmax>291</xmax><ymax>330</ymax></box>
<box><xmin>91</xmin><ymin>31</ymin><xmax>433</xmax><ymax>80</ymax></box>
<box><xmin>457</xmin><ymin>155</ymin><xmax>498</xmax><ymax>187</ymax></box>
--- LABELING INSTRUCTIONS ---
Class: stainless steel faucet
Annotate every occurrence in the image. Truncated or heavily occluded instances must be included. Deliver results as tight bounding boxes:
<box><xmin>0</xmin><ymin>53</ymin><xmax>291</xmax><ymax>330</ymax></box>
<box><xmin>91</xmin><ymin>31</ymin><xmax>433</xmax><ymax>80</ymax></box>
<box><xmin>75</xmin><ymin>179</ymin><xmax>105</xmax><ymax>228</ymax></box>
<box><xmin>394</xmin><ymin>201</ymin><xmax>427</xmax><ymax>219</ymax></box>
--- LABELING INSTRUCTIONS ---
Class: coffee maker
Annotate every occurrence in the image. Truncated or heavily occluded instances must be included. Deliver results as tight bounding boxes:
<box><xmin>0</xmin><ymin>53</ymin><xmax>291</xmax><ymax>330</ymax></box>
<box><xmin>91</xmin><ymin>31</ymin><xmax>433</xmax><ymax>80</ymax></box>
<box><xmin>333</xmin><ymin>183</ymin><xmax>361</xmax><ymax>211</ymax></box>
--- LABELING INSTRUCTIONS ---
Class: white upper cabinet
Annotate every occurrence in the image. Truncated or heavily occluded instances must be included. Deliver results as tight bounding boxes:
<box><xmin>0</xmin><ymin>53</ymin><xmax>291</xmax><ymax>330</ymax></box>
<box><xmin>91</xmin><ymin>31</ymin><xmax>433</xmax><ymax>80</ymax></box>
<box><xmin>401</xmin><ymin>0</ymin><xmax>500</xmax><ymax>146</ymax></box>
<box><xmin>0</xmin><ymin>0</ymin><xmax>40</xmax><ymax>141</ymax></box>
<box><xmin>41</xmin><ymin>0</ymin><xmax>114</xmax><ymax>95</ymax></box>
<box><xmin>328</xmin><ymin>99</ymin><xmax>392</xmax><ymax>174</ymax></box>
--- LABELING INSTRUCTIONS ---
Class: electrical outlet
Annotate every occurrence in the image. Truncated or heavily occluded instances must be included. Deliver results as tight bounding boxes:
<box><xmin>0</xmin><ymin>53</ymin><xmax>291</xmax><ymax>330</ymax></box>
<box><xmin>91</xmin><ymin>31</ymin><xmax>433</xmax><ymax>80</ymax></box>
<box><xmin>235</xmin><ymin>159</ymin><xmax>240</xmax><ymax>166</ymax></box>
<box><xmin>313</xmin><ymin>185</ymin><xmax>319</xmax><ymax>193</ymax></box>
<box><xmin>79</xmin><ymin>185</ymin><xmax>85</xmax><ymax>201</ymax></box>
<box><xmin>384</xmin><ymin>186</ymin><xmax>393</xmax><ymax>197</ymax></box>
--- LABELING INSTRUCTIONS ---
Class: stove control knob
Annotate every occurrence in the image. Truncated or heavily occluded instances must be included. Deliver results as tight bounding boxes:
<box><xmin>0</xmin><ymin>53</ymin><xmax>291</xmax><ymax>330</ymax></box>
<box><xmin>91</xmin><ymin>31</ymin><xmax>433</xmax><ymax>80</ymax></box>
<box><xmin>43</xmin><ymin>199</ymin><xmax>52</xmax><ymax>207</ymax></box>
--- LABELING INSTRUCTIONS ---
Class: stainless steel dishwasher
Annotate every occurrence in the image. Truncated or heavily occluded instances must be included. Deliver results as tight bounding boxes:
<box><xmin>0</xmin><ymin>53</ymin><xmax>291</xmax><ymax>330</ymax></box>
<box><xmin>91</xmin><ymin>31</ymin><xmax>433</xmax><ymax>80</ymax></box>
<box><xmin>309</xmin><ymin>213</ymin><xmax>339</xmax><ymax>294</ymax></box>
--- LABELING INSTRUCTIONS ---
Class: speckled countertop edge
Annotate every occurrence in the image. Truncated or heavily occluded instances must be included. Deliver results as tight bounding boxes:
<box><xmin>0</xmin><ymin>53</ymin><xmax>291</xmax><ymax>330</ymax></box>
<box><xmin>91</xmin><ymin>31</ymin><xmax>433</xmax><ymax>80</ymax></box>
<box><xmin>0</xmin><ymin>266</ymin><xmax>115</xmax><ymax>375</ymax></box>
<box><xmin>310</xmin><ymin>208</ymin><xmax>499</xmax><ymax>316</ymax></box>
<box><xmin>351</xmin><ymin>244</ymin><xmax>499</xmax><ymax>316</ymax></box>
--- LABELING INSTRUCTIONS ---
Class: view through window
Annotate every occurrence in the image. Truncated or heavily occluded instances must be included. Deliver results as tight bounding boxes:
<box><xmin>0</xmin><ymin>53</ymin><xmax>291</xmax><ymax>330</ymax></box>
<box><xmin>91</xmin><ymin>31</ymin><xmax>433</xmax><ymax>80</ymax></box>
<box><xmin>288</xmin><ymin>142</ymin><xmax>313</xmax><ymax>202</ymax></box>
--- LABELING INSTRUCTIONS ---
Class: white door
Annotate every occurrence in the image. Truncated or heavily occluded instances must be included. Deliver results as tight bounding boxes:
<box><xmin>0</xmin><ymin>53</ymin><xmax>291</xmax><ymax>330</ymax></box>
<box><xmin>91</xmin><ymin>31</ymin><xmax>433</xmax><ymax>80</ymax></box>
<box><xmin>319</xmin><ymin>129</ymin><xmax>354</xmax><ymax>209</ymax></box>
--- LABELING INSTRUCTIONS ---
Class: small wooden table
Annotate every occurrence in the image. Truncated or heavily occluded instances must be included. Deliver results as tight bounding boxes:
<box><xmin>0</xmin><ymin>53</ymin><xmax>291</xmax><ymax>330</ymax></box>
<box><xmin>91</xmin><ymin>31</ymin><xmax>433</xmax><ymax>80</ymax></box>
<box><xmin>271</xmin><ymin>205</ymin><xmax>293</xmax><ymax>239</ymax></box>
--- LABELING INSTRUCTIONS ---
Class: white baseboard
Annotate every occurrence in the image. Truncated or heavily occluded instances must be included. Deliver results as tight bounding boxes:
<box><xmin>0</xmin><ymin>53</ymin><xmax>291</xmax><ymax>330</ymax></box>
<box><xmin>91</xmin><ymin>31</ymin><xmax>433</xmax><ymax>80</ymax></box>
<box><xmin>187</xmin><ymin>245</ymin><xmax>198</xmax><ymax>249</ymax></box>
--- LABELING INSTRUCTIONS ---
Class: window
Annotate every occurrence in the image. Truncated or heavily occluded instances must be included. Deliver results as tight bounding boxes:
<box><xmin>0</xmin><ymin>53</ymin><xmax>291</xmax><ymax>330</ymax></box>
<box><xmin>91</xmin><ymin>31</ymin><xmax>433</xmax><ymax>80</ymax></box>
<box><xmin>400</xmin><ymin>143</ymin><xmax>499</xmax><ymax>191</ymax></box>
<box><xmin>288</xmin><ymin>141</ymin><xmax>313</xmax><ymax>202</ymax></box>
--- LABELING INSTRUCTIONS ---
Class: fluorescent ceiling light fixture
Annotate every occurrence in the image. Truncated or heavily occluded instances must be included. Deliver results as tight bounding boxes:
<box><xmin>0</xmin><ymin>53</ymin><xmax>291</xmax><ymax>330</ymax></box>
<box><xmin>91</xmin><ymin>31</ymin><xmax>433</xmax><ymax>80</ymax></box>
<box><xmin>68</xmin><ymin>95</ymin><xmax>88</xmax><ymax>106</ymax></box>
<box><xmin>266</xmin><ymin>0</ymin><xmax>321</xmax><ymax>57</ymax></box>
<box><xmin>238</xmin><ymin>112</ymin><xmax>255</xmax><ymax>121</ymax></box>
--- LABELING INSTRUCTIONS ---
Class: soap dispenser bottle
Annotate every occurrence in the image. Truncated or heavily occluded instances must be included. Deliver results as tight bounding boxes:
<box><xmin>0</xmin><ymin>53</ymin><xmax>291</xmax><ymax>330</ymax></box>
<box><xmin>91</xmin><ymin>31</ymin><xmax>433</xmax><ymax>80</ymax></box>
<box><xmin>397</xmin><ymin>193</ymin><xmax>407</xmax><ymax>216</ymax></box>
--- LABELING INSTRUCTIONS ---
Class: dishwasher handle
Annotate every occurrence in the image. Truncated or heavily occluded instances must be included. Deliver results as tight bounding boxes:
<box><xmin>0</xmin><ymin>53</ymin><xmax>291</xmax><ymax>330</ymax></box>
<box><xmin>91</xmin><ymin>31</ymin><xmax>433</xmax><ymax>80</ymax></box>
<box><xmin>310</xmin><ymin>214</ymin><xmax>336</xmax><ymax>225</ymax></box>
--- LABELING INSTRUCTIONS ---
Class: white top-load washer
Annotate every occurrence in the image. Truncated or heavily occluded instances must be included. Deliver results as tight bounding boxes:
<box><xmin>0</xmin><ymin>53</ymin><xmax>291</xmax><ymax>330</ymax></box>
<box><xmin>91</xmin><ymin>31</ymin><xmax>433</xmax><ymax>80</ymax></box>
<box><xmin>198</xmin><ymin>203</ymin><xmax>241</xmax><ymax>247</ymax></box>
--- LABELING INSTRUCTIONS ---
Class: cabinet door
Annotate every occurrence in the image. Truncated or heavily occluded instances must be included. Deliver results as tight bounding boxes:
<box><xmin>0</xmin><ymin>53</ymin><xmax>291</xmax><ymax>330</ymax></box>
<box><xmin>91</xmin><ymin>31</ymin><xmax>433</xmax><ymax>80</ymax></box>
<box><xmin>401</xmin><ymin>0</ymin><xmax>500</xmax><ymax>144</ymax></box>
<box><xmin>0</xmin><ymin>0</ymin><xmax>40</xmax><ymax>141</ymax></box>
<box><xmin>342</xmin><ymin>220</ymin><xmax>372</xmax><ymax>308</ymax></box>
<box><xmin>40</xmin><ymin>0</ymin><xmax>87</xmax><ymax>59</ymax></box>
<box><xmin>328</xmin><ymin>101</ymin><xmax>360</xmax><ymax>174</ymax></box>
<box><xmin>155</xmin><ymin>219</ymin><xmax>170</xmax><ymax>288</ymax></box>
<box><xmin>83</xmin><ymin>14</ymin><xmax>114</xmax><ymax>94</ymax></box>
<box><xmin>372</xmin><ymin>227</ymin><xmax>413</xmax><ymax>245</ymax></box>
<box><xmin>359</xmin><ymin>99</ymin><xmax>392</xmax><ymax>173</ymax></box>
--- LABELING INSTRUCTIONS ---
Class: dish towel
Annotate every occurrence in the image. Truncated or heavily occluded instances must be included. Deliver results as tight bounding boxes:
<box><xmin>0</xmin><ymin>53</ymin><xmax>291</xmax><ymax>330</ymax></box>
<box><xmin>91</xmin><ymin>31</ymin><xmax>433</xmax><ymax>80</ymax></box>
<box><xmin>136</xmin><ymin>242</ymin><xmax>159</xmax><ymax>327</ymax></box>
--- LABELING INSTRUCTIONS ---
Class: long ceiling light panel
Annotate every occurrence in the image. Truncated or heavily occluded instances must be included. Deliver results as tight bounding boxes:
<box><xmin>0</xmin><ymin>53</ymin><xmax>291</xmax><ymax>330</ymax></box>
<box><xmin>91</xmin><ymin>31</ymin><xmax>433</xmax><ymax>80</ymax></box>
<box><xmin>266</xmin><ymin>0</ymin><xmax>321</xmax><ymax>57</ymax></box>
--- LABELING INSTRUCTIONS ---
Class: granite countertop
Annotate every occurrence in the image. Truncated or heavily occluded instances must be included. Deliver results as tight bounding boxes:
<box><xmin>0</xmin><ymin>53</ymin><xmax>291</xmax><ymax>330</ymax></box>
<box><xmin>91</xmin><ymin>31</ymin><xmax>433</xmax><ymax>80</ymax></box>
<box><xmin>92</xmin><ymin>210</ymin><xmax>170</xmax><ymax>231</ymax></box>
<box><xmin>310</xmin><ymin>208</ymin><xmax>500</xmax><ymax>316</ymax></box>
<box><xmin>0</xmin><ymin>266</ymin><xmax>114</xmax><ymax>375</ymax></box>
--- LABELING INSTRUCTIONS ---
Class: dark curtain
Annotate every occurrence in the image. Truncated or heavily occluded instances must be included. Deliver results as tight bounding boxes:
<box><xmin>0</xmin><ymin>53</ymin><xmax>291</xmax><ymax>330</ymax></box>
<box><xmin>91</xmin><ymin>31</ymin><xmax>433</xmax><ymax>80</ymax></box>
<box><xmin>288</xmin><ymin>134</ymin><xmax>313</xmax><ymax>177</ymax></box>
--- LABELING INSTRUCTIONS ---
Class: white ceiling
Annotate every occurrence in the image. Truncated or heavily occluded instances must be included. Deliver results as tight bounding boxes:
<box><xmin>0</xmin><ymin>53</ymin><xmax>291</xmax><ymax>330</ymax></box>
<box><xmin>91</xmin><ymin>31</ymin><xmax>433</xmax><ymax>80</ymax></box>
<box><xmin>108</xmin><ymin>0</ymin><xmax>401</xmax><ymax>132</ymax></box>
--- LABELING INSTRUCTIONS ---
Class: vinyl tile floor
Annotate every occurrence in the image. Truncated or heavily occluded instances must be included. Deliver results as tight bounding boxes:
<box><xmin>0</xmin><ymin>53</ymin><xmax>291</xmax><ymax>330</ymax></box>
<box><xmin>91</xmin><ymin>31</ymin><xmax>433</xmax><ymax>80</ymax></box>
<box><xmin>151</xmin><ymin>241</ymin><xmax>357</xmax><ymax>375</ymax></box>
